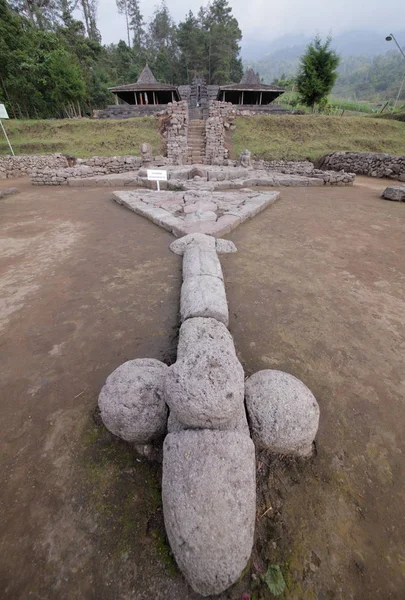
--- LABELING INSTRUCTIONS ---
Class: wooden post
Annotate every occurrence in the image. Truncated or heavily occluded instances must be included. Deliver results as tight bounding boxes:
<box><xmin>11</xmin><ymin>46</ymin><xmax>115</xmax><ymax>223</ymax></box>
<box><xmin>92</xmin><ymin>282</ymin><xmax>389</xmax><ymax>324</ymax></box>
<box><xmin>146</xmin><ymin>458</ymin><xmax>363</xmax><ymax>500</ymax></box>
<box><xmin>241</xmin><ymin>91</ymin><xmax>244</xmax><ymax>105</ymax></box>
<box><xmin>172</xmin><ymin>91</ymin><xmax>175</xmax><ymax>102</ymax></box>
<box><xmin>134</xmin><ymin>92</ymin><xmax>137</xmax><ymax>105</ymax></box>
<box><xmin>224</xmin><ymin>91</ymin><xmax>226</xmax><ymax>102</ymax></box>
<box><xmin>259</xmin><ymin>92</ymin><xmax>262</xmax><ymax>105</ymax></box>
<box><xmin>153</xmin><ymin>91</ymin><xmax>156</xmax><ymax>105</ymax></box>
<box><xmin>115</xmin><ymin>94</ymin><xmax>119</xmax><ymax>105</ymax></box>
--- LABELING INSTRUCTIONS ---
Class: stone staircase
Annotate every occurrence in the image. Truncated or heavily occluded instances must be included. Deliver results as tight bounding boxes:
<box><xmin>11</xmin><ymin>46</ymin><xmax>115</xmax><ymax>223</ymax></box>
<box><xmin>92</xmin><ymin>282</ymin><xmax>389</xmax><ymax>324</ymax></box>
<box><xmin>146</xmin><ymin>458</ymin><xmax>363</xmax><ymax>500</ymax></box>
<box><xmin>187</xmin><ymin>120</ymin><xmax>206</xmax><ymax>165</ymax></box>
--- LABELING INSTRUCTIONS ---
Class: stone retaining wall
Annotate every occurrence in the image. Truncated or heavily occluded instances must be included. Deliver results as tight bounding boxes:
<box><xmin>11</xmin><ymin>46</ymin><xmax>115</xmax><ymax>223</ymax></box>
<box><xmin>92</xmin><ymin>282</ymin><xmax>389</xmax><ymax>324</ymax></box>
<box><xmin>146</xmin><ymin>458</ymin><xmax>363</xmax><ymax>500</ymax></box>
<box><xmin>253</xmin><ymin>159</ymin><xmax>355</xmax><ymax>185</ymax></box>
<box><xmin>31</xmin><ymin>154</ymin><xmax>168</xmax><ymax>185</ymax></box>
<box><xmin>92</xmin><ymin>105</ymin><xmax>164</xmax><ymax>119</ymax></box>
<box><xmin>318</xmin><ymin>152</ymin><xmax>405</xmax><ymax>180</ymax></box>
<box><xmin>0</xmin><ymin>154</ymin><xmax>70</xmax><ymax>179</ymax></box>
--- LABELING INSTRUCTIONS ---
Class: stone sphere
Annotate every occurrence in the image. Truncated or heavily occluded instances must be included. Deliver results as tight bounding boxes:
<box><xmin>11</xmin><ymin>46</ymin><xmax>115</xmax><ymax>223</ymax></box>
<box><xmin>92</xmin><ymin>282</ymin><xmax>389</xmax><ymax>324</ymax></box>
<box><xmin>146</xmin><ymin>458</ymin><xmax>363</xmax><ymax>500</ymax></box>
<box><xmin>245</xmin><ymin>370</ymin><xmax>319</xmax><ymax>457</ymax></box>
<box><xmin>98</xmin><ymin>358</ymin><xmax>168</xmax><ymax>444</ymax></box>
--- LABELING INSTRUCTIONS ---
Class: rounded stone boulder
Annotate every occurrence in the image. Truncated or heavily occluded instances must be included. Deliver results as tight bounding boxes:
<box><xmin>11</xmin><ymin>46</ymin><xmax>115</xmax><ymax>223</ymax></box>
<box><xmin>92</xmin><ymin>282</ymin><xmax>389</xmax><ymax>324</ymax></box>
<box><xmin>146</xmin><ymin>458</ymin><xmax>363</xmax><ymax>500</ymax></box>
<box><xmin>245</xmin><ymin>370</ymin><xmax>319</xmax><ymax>457</ymax></box>
<box><xmin>162</xmin><ymin>430</ymin><xmax>256</xmax><ymax>596</ymax></box>
<box><xmin>164</xmin><ymin>336</ymin><xmax>244</xmax><ymax>428</ymax></box>
<box><xmin>98</xmin><ymin>358</ymin><xmax>168</xmax><ymax>443</ymax></box>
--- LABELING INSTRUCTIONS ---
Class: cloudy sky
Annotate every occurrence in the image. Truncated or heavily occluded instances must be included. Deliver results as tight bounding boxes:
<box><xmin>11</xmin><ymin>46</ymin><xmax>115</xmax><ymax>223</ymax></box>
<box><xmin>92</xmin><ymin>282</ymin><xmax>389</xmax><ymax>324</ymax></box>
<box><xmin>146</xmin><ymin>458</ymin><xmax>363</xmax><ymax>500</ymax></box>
<box><xmin>96</xmin><ymin>0</ymin><xmax>405</xmax><ymax>50</ymax></box>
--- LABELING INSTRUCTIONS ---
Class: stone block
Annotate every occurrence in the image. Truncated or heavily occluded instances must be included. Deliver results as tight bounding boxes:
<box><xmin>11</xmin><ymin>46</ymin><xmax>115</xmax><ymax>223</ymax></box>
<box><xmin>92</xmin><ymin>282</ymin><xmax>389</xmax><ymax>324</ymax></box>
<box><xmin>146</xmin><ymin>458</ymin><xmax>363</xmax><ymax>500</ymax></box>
<box><xmin>169</xmin><ymin>233</ymin><xmax>216</xmax><ymax>255</ymax></box>
<box><xmin>180</xmin><ymin>274</ymin><xmax>229</xmax><ymax>325</ymax></box>
<box><xmin>182</xmin><ymin>247</ymin><xmax>223</xmax><ymax>280</ymax></box>
<box><xmin>382</xmin><ymin>186</ymin><xmax>405</xmax><ymax>202</ymax></box>
<box><xmin>162</xmin><ymin>430</ymin><xmax>255</xmax><ymax>596</ymax></box>
<box><xmin>164</xmin><ymin>329</ymin><xmax>244</xmax><ymax>427</ymax></box>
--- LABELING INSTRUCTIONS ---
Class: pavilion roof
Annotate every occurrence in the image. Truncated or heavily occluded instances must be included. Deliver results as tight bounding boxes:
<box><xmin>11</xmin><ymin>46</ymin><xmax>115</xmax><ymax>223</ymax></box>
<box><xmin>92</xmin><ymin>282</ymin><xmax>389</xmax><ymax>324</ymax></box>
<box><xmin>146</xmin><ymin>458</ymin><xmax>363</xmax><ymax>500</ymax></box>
<box><xmin>109</xmin><ymin>65</ymin><xmax>178</xmax><ymax>93</ymax></box>
<box><xmin>218</xmin><ymin>83</ymin><xmax>285</xmax><ymax>92</ymax></box>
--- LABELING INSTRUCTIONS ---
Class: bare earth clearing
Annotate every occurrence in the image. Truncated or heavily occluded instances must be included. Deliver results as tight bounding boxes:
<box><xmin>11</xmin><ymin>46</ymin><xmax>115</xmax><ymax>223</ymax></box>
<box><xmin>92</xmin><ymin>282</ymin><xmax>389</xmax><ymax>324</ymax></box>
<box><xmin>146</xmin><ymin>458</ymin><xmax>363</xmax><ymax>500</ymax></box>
<box><xmin>0</xmin><ymin>177</ymin><xmax>404</xmax><ymax>599</ymax></box>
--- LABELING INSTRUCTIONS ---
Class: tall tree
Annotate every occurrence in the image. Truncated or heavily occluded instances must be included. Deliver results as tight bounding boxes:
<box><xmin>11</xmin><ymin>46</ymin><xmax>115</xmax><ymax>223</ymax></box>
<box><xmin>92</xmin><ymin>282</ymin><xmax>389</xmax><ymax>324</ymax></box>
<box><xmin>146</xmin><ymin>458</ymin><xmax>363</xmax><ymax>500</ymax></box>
<box><xmin>78</xmin><ymin>0</ymin><xmax>99</xmax><ymax>41</ymax></box>
<box><xmin>7</xmin><ymin>0</ymin><xmax>58</xmax><ymax>28</ymax></box>
<box><xmin>201</xmin><ymin>0</ymin><xmax>242</xmax><ymax>84</ymax></box>
<box><xmin>296</xmin><ymin>35</ymin><xmax>340</xmax><ymax>110</ymax></box>
<box><xmin>128</xmin><ymin>0</ymin><xmax>144</xmax><ymax>52</ymax></box>
<box><xmin>146</xmin><ymin>1</ymin><xmax>177</xmax><ymax>82</ymax></box>
<box><xmin>177</xmin><ymin>11</ymin><xmax>206</xmax><ymax>82</ymax></box>
<box><xmin>115</xmin><ymin>0</ymin><xmax>130</xmax><ymax>46</ymax></box>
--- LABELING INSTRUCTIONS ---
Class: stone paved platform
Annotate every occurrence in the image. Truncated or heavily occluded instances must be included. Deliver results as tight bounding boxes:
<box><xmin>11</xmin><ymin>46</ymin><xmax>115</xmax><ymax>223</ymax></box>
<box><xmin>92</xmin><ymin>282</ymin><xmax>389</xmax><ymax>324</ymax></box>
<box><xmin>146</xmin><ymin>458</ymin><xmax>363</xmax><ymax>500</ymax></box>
<box><xmin>113</xmin><ymin>189</ymin><xmax>280</xmax><ymax>237</ymax></box>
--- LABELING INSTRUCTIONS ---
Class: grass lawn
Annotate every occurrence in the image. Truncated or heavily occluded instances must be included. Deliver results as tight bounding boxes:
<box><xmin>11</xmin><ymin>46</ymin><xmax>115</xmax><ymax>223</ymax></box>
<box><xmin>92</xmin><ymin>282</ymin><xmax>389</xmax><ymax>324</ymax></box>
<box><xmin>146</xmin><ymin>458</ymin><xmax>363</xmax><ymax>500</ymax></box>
<box><xmin>230</xmin><ymin>115</ymin><xmax>405</xmax><ymax>162</ymax></box>
<box><xmin>0</xmin><ymin>117</ymin><xmax>162</xmax><ymax>158</ymax></box>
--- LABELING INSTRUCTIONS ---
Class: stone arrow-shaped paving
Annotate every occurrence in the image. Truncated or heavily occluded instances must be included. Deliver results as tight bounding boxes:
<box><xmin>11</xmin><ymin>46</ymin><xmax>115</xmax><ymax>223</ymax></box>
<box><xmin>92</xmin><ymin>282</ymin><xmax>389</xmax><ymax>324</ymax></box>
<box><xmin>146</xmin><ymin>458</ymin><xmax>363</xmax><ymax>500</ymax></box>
<box><xmin>112</xmin><ymin>189</ymin><xmax>280</xmax><ymax>237</ymax></box>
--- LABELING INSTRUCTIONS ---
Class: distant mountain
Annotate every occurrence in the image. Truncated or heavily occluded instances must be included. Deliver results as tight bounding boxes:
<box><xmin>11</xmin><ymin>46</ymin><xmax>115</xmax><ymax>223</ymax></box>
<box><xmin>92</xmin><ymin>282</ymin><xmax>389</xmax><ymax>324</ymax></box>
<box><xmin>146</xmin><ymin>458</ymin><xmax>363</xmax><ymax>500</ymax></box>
<box><xmin>242</xmin><ymin>29</ymin><xmax>405</xmax><ymax>93</ymax></box>
<box><xmin>241</xmin><ymin>30</ymin><xmax>405</xmax><ymax>62</ymax></box>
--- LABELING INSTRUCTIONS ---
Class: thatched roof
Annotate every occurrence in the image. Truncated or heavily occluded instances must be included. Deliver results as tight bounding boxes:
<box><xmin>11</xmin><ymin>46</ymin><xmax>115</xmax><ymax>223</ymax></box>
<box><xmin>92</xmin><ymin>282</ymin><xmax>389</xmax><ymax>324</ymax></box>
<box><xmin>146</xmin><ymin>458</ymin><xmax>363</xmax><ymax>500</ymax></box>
<box><xmin>219</xmin><ymin>68</ymin><xmax>285</xmax><ymax>93</ymax></box>
<box><xmin>109</xmin><ymin>65</ymin><xmax>178</xmax><ymax>92</ymax></box>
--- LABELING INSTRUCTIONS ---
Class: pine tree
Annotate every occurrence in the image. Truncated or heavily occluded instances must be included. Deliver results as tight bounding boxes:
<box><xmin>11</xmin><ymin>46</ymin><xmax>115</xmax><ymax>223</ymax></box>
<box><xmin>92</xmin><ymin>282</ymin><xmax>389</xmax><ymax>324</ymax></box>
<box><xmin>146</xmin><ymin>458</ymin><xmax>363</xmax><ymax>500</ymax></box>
<box><xmin>202</xmin><ymin>0</ymin><xmax>242</xmax><ymax>84</ymax></box>
<box><xmin>146</xmin><ymin>1</ymin><xmax>177</xmax><ymax>82</ymax></box>
<box><xmin>78</xmin><ymin>0</ymin><xmax>100</xmax><ymax>41</ymax></box>
<box><xmin>177</xmin><ymin>11</ymin><xmax>206</xmax><ymax>83</ymax></box>
<box><xmin>128</xmin><ymin>0</ymin><xmax>144</xmax><ymax>52</ymax></box>
<box><xmin>296</xmin><ymin>35</ymin><xmax>340</xmax><ymax>111</ymax></box>
<box><xmin>115</xmin><ymin>0</ymin><xmax>130</xmax><ymax>46</ymax></box>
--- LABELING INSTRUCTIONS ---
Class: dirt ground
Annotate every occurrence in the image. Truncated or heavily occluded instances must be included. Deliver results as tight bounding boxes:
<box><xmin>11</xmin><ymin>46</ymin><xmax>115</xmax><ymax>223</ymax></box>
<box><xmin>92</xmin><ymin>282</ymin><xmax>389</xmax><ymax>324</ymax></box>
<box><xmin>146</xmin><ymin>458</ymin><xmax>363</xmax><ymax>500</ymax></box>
<box><xmin>0</xmin><ymin>176</ymin><xmax>404</xmax><ymax>599</ymax></box>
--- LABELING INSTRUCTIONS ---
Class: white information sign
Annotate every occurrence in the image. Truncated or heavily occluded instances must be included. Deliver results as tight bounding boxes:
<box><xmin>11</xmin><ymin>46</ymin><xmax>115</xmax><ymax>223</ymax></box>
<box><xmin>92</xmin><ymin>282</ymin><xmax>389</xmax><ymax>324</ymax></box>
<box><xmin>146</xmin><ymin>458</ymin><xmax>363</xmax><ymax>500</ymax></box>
<box><xmin>147</xmin><ymin>169</ymin><xmax>167</xmax><ymax>191</ymax></box>
<box><xmin>147</xmin><ymin>169</ymin><xmax>167</xmax><ymax>181</ymax></box>
<box><xmin>0</xmin><ymin>104</ymin><xmax>14</xmax><ymax>155</ymax></box>
<box><xmin>0</xmin><ymin>104</ymin><xmax>9</xmax><ymax>119</ymax></box>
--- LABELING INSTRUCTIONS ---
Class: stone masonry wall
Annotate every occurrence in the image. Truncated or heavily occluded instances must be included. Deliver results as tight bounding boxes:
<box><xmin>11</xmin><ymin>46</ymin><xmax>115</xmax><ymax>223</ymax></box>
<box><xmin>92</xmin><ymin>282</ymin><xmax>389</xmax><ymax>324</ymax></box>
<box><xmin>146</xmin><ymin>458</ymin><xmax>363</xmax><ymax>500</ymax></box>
<box><xmin>205</xmin><ymin>102</ymin><xmax>235</xmax><ymax>165</ymax></box>
<box><xmin>31</xmin><ymin>154</ymin><xmax>169</xmax><ymax>185</ymax></box>
<box><xmin>93</xmin><ymin>105</ymin><xmax>164</xmax><ymax>119</ymax></box>
<box><xmin>165</xmin><ymin>101</ymin><xmax>189</xmax><ymax>165</ymax></box>
<box><xmin>318</xmin><ymin>152</ymin><xmax>405</xmax><ymax>181</ymax></box>
<box><xmin>0</xmin><ymin>154</ymin><xmax>70</xmax><ymax>179</ymax></box>
<box><xmin>251</xmin><ymin>159</ymin><xmax>355</xmax><ymax>185</ymax></box>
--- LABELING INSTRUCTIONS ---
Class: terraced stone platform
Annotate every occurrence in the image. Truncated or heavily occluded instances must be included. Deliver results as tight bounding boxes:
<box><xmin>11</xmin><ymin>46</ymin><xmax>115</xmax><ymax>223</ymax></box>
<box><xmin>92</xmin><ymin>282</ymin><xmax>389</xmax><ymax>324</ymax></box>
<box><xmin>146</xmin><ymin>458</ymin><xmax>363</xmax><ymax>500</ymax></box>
<box><xmin>113</xmin><ymin>189</ymin><xmax>280</xmax><ymax>237</ymax></box>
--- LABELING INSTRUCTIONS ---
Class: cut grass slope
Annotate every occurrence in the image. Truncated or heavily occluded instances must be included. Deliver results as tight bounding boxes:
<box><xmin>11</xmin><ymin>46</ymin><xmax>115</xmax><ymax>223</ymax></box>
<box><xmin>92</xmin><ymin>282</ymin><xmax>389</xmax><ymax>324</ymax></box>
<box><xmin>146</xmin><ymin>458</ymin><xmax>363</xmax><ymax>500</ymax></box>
<box><xmin>0</xmin><ymin>117</ymin><xmax>162</xmax><ymax>158</ymax></box>
<box><xmin>230</xmin><ymin>115</ymin><xmax>405</xmax><ymax>162</ymax></box>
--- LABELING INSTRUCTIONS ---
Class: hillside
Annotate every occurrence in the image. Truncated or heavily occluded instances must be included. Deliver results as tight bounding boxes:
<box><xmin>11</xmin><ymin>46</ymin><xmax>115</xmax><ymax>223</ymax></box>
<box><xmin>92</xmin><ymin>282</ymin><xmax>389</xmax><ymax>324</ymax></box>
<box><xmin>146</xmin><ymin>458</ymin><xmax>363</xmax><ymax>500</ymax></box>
<box><xmin>245</xmin><ymin>30</ymin><xmax>405</xmax><ymax>102</ymax></box>
<box><xmin>0</xmin><ymin>118</ymin><xmax>162</xmax><ymax>157</ymax></box>
<box><xmin>230</xmin><ymin>115</ymin><xmax>405</xmax><ymax>161</ymax></box>
<box><xmin>242</xmin><ymin>29</ymin><xmax>405</xmax><ymax>61</ymax></box>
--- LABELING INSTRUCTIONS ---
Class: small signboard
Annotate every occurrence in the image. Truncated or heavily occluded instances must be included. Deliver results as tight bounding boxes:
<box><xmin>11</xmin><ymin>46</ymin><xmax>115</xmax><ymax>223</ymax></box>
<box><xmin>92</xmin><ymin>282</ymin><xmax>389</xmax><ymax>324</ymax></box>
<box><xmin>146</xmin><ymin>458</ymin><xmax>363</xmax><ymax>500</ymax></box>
<box><xmin>0</xmin><ymin>104</ymin><xmax>14</xmax><ymax>155</ymax></box>
<box><xmin>0</xmin><ymin>104</ymin><xmax>9</xmax><ymax>119</ymax></box>
<box><xmin>147</xmin><ymin>169</ymin><xmax>167</xmax><ymax>191</ymax></box>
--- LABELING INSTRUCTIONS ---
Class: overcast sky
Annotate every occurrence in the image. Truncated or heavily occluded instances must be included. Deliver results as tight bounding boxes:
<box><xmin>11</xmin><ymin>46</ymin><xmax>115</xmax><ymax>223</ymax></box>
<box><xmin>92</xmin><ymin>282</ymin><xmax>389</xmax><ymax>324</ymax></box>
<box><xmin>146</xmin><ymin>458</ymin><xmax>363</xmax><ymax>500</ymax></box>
<box><xmin>96</xmin><ymin>0</ymin><xmax>405</xmax><ymax>49</ymax></box>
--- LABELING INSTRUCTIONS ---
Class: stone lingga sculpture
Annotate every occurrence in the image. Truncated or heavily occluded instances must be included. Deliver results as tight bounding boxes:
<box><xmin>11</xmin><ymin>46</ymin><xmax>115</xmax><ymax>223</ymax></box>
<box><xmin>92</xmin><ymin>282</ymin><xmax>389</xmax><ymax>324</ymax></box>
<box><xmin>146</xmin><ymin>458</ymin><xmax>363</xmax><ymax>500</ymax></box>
<box><xmin>98</xmin><ymin>232</ymin><xmax>320</xmax><ymax>597</ymax></box>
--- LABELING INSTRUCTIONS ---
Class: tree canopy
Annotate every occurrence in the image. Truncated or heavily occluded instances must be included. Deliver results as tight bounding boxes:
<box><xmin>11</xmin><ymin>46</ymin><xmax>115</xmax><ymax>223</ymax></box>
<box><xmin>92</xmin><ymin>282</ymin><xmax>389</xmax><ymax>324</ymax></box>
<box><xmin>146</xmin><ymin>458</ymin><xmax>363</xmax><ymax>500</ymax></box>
<box><xmin>0</xmin><ymin>0</ymin><xmax>243</xmax><ymax>118</ymax></box>
<box><xmin>296</xmin><ymin>36</ymin><xmax>340</xmax><ymax>110</ymax></box>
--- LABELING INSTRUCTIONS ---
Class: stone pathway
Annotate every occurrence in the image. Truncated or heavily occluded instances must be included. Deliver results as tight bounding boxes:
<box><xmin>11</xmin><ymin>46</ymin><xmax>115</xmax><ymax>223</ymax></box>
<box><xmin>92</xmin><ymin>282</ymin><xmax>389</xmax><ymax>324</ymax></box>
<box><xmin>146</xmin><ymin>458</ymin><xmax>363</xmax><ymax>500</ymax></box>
<box><xmin>113</xmin><ymin>189</ymin><xmax>280</xmax><ymax>237</ymax></box>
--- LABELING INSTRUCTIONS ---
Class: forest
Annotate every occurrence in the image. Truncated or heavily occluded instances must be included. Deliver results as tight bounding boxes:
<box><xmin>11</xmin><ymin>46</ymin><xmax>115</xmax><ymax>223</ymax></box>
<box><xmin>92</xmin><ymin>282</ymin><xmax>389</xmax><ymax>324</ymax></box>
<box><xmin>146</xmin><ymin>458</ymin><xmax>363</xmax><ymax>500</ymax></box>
<box><xmin>0</xmin><ymin>0</ymin><xmax>243</xmax><ymax>118</ymax></box>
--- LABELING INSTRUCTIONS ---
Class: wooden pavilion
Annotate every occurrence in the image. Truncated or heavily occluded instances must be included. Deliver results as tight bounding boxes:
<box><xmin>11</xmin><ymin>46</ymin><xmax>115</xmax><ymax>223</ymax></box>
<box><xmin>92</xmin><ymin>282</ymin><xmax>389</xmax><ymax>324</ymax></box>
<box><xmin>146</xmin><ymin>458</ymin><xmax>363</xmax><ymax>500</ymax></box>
<box><xmin>109</xmin><ymin>65</ymin><xmax>180</xmax><ymax>106</ymax></box>
<box><xmin>217</xmin><ymin>69</ymin><xmax>285</xmax><ymax>106</ymax></box>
